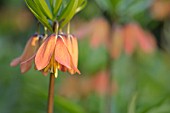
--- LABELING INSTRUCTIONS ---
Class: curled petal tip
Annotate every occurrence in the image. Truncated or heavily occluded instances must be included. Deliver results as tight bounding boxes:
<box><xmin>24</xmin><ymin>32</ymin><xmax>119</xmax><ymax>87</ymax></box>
<box><xmin>20</xmin><ymin>55</ymin><xmax>35</xmax><ymax>73</ymax></box>
<box><xmin>76</xmin><ymin>69</ymin><xmax>81</xmax><ymax>75</ymax></box>
<box><xmin>10</xmin><ymin>57</ymin><xmax>21</xmax><ymax>67</ymax></box>
<box><xmin>41</xmin><ymin>71</ymin><xmax>49</xmax><ymax>76</ymax></box>
<box><xmin>69</xmin><ymin>67</ymin><xmax>81</xmax><ymax>75</ymax></box>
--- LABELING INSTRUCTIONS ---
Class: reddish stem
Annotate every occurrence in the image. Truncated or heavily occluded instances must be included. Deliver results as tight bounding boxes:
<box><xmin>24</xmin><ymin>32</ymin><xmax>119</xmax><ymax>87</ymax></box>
<box><xmin>47</xmin><ymin>73</ymin><xmax>55</xmax><ymax>113</ymax></box>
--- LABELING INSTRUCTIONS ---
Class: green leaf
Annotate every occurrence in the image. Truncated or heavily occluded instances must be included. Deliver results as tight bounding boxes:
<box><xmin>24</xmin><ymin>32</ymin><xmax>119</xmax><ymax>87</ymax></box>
<box><xmin>55</xmin><ymin>96</ymin><xmax>86</xmax><ymax>113</ymax></box>
<box><xmin>49</xmin><ymin>0</ymin><xmax>54</xmax><ymax>8</ymax></box>
<box><xmin>76</xmin><ymin>0</ymin><xmax>87</xmax><ymax>13</ymax></box>
<box><xmin>25</xmin><ymin>0</ymin><xmax>52</xmax><ymax>31</ymax></box>
<box><xmin>25</xmin><ymin>0</ymin><xmax>44</xmax><ymax>18</ymax></box>
<box><xmin>58</xmin><ymin>0</ymin><xmax>78</xmax><ymax>28</ymax></box>
<box><xmin>128</xmin><ymin>93</ymin><xmax>138</xmax><ymax>113</ymax></box>
<box><xmin>53</xmin><ymin>0</ymin><xmax>62</xmax><ymax>16</ymax></box>
<box><xmin>34</xmin><ymin>0</ymin><xmax>53</xmax><ymax>20</ymax></box>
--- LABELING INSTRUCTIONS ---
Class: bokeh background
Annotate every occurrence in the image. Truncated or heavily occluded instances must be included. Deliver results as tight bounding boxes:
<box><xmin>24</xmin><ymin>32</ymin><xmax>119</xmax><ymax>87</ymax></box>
<box><xmin>1</xmin><ymin>0</ymin><xmax>170</xmax><ymax>113</ymax></box>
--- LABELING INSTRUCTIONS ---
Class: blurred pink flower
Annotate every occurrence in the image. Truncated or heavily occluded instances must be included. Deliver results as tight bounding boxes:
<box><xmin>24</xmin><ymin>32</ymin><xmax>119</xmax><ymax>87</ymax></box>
<box><xmin>111</xmin><ymin>23</ymin><xmax>156</xmax><ymax>59</ymax></box>
<box><xmin>74</xmin><ymin>18</ymin><xmax>156</xmax><ymax>59</ymax></box>
<box><xmin>75</xmin><ymin>18</ymin><xmax>110</xmax><ymax>48</ymax></box>
<box><xmin>59</xmin><ymin>71</ymin><xmax>117</xmax><ymax>97</ymax></box>
<box><xmin>151</xmin><ymin>0</ymin><xmax>170</xmax><ymax>20</ymax></box>
<box><xmin>92</xmin><ymin>71</ymin><xmax>117</xmax><ymax>95</ymax></box>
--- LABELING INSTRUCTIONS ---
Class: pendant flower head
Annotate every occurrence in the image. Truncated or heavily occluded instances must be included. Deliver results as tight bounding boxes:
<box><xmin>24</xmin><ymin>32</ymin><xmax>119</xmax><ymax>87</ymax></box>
<box><xmin>35</xmin><ymin>34</ymin><xmax>80</xmax><ymax>77</ymax></box>
<box><xmin>10</xmin><ymin>33</ymin><xmax>42</xmax><ymax>73</ymax></box>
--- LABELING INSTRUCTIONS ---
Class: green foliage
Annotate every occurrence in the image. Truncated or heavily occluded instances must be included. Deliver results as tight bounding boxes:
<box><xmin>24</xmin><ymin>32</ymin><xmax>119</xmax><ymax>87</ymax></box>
<box><xmin>78</xmin><ymin>40</ymin><xmax>109</xmax><ymax>74</ymax></box>
<box><xmin>113</xmin><ymin>52</ymin><xmax>170</xmax><ymax>113</ymax></box>
<box><xmin>53</xmin><ymin>0</ymin><xmax>62</xmax><ymax>16</ymax></box>
<box><xmin>25</xmin><ymin>0</ymin><xmax>53</xmax><ymax>31</ymax></box>
<box><xmin>24</xmin><ymin>0</ymin><xmax>87</xmax><ymax>32</ymax></box>
<box><xmin>128</xmin><ymin>93</ymin><xmax>138</xmax><ymax>113</ymax></box>
<box><xmin>94</xmin><ymin>0</ymin><xmax>153</xmax><ymax>25</ymax></box>
<box><xmin>58</xmin><ymin>0</ymin><xmax>78</xmax><ymax>28</ymax></box>
<box><xmin>1</xmin><ymin>0</ymin><xmax>170</xmax><ymax>113</ymax></box>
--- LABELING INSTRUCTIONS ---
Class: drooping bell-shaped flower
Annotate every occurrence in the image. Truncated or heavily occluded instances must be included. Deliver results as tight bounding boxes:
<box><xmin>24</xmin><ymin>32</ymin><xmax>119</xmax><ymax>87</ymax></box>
<box><xmin>10</xmin><ymin>33</ymin><xmax>42</xmax><ymax>73</ymax></box>
<box><xmin>35</xmin><ymin>34</ymin><xmax>80</xmax><ymax>77</ymax></box>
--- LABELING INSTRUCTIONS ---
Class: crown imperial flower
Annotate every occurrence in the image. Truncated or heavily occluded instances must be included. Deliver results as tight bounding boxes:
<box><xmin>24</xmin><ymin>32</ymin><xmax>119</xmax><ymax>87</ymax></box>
<box><xmin>35</xmin><ymin>34</ymin><xmax>80</xmax><ymax>77</ymax></box>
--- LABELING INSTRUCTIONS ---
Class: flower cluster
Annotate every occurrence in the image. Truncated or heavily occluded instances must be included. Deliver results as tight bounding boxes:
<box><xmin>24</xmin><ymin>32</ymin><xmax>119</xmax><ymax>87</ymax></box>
<box><xmin>11</xmin><ymin>33</ymin><xmax>80</xmax><ymax>77</ymax></box>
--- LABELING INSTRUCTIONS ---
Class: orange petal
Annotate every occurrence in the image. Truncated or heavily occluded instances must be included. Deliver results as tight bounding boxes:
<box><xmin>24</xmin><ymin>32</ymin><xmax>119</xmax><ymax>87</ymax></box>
<box><xmin>151</xmin><ymin>0</ymin><xmax>170</xmax><ymax>20</ymax></box>
<box><xmin>55</xmin><ymin>37</ymin><xmax>71</xmax><ymax>69</ymax></box>
<box><xmin>124</xmin><ymin>24</ymin><xmax>138</xmax><ymax>55</ymax></box>
<box><xmin>137</xmin><ymin>32</ymin><xmax>156</xmax><ymax>53</ymax></box>
<box><xmin>63</xmin><ymin>35</ymin><xmax>79</xmax><ymax>67</ymax></box>
<box><xmin>90</xmin><ymin>18</ymin><xmax>110</xmax><ymax>48</ymax></box>
<box><xmin>20</xmin><ymin>55</ymin><xmax>35</xmax><ymax>73</ymax></box>
<box><xmin>35</xmin><ymin>34</ymin><xmax>57</xmax><ymax>70</ymax></box>
<box><xmin>10</xmin><ymin>57</ymin><xmax>21</xmax><ymax>67</ymax></box>
<box><xmin>61</xmin><ymin>35</ymin><xmax>80</xmax><ymax>74</ymax></box>
<box><xmin>68</xmin><ymin>65</ymin><xmax>81</xmax><ymax>74</ymax></box>
<box><xmin>20</xmin><ymin>34</ymin><xmax>39</xmax><ymax>63</ymax></box>
<box><xmin>70</xmin><ymin>35</ymin><xmax>78</xmax><ymax>67</ymax></box>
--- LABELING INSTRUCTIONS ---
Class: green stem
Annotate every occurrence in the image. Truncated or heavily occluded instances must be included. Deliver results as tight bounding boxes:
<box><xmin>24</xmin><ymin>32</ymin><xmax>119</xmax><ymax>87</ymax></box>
<box><xmin>47</xmin><ymin>73</ymin><xmax>55</xmax><ymax>113</ymax></box>
<box><xmin>67</xmin><ymin>22</ymin><xmax>70</xmax><ymax>35</ymax></box>
<box><xmin>53</xmin><ymin>21</ymin><xmax>59</xmax><ymax>34</ymax></box>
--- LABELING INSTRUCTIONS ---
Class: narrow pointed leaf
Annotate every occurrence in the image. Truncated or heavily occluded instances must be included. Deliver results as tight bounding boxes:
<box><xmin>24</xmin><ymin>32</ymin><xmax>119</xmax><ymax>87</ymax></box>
<box><xmin>25</xmin><ymin>0</ymin><xmax>44</xmax><ymax>18</ymax></box>
<box><xmin>34</xmin><ymin>0</ymin><xmax>53</xmax><ymax>20</ymax></box>
<box><xmin>54</xmin><ymin>0</ymin><xmax>62</xmax><ymax>16</ymax></box>
<box><xmin>35</xmin><ymin>14</ymin><xmax>53</xmax><ymax>32</ymax></box>
<box><xmin>59</xmin><ymin>0</ymin><xmax>78</xmax><ymax>28</ymax></box>
<box><xmin>50</xmin><ymin>0</ymin><xmax>54</xmax><ymax>8</ymax></box>
<box><xmin>76</xmin><ymin>0</ymin><xmax>87</xmax><ymax>13</ymax></box>
<box><xmin>128</xmin><ymin>93</ymin><xmax>137</xmax><ymax>113</ymax></box>
<box><xmin>25</xmin><ymin>0</ymin><xmax>53</xmax><ymax>31</ymax></box>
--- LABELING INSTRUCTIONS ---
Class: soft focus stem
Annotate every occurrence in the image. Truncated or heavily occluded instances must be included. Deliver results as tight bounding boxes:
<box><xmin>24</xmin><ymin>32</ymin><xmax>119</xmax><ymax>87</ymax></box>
<box><xmin>47</xmin><ymin>73</ymin><xmax>55</xmax><ymax>113</ymax></box>
<box><xmin>67</xmin><ymin>22</ymin><xmax>70</xmax><ymax>34</ymax></box>
<box><xmin>53</xmin><ymin>21</ymin><xmax>59</xmax><ymax>34</ymax></box>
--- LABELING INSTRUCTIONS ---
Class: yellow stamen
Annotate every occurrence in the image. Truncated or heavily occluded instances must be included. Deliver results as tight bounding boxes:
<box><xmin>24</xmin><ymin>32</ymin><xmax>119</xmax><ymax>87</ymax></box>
<box><xmin>44</xmin><ymin>63</ymin><xmax>51</xmax><ymax>73</ymax></box>
<box><xmin>53</xmin><ymin>59</ymin><xmax>58</xmax><ymax>78</ymax></box>
<box><xmin>50</xmin><ymin>53</ymin><xmax>55</xmax><ymax>73</ymax></box>
<box><xmin>54</xmin><ymin>68</ymin><xmax>58</xmax><ymax>78</ymax></box>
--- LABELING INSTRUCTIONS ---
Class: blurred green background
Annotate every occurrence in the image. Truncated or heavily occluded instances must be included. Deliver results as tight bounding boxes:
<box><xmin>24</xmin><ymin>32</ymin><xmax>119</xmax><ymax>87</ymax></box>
<box><xmin>1</xmin><ymin>0</ymin><xmax>170</xmax><ymax>113</ymax></box>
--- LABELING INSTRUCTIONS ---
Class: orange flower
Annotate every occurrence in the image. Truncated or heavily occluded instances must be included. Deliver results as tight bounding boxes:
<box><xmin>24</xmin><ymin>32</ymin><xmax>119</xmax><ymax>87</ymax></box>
<box><xmin>35</xmin><ymin>34</ymin><xmax>80</xmax><ymax>77</ymax></box>
<box><xmin>151</xmin><ymin>0</ymin><xmax>170</xmax><ymax>20</ymax></box>
<box><xmin>111</xmin><ymin>23</ymin><xmax>156</xmax><ymax>59</ymax></box>
<box><xmin>10</xmin><ymin>33</ymin><xmax>42</xmax><ymax>73</ymax></box>
<box><xmin>75</xmin><ymin>18</ymin><xmax>110</xmax><ymax>48</ymax></box>
<box><xmin>124</xmin><ymin>23</ymin><xmax>156</xmax><ymax>55</ymax></box>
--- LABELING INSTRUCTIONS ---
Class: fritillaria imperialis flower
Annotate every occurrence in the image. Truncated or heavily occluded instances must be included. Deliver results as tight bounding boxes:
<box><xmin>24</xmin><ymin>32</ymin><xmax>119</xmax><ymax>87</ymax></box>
<box><xmin>111</xmin><ymin>23</ymin><xmax>156</xmax><ymax>59</ymax></box>
<box><xmin>35</xmin><ymin>34</ymin><xmax>80</xmax><ymax>77</ymax></box>
<box><xmin>75</xmin><ymin>18</ymin><xmax>110</xmax><ymax>48</ymax></box>
<box><xmin>10</xmin><ymin>34</ymin><xmax>42</xmax><ymax>73</ymax></box>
